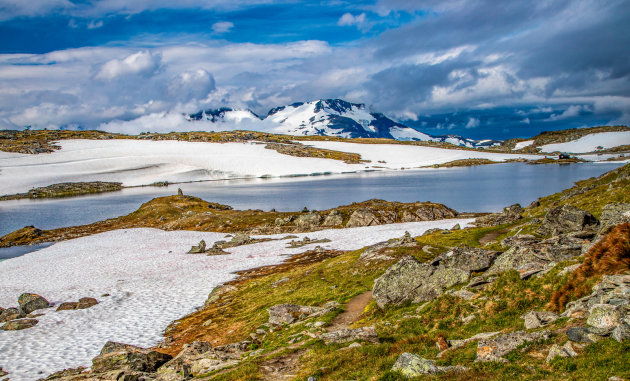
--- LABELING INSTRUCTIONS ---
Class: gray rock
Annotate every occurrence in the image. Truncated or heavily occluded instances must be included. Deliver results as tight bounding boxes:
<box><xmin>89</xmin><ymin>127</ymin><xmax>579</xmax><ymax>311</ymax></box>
<box><xmin>598</xmin><ymin>203</ymin><xmax>630</xmax><ymax>235</ymax></box>
<box><xmin>558</xmin><ymin>263</ymin><xmax>581</xmax><ymax>276</ymax></box>
<box><xmin>0</xmin><ymin>307</ymin><xmax>25</xmax><ymax>322</ymax></box>
<box><xmin>322</xmin><ymin>211</ymin><xmax>343</xmax><ymax>226</ymax></box>
<box><xmin>476</xmin><ymin>330</ymin><xmax>551</xmax><ymax>362</ymax></box>
<box><xmin>267</xmin><ymin>304</ymin><xmax>325</xmax><ymax>325</ymax></box>
<box><xmin>391</xmin><ymin>353</ymin><xmax>468</xmax><ymax>377</ymax></box>
<box><xmin>1</xmin><ymin>318</ymin><xmax>38</xmax><ymax>331</ymax></box>
<box><xmin>522</xmin><ymin>310</ymin><xmax>559</xmax><ymax>329</ymax></box>
<box><xmin>91</xmin><ymin>341</ymin><xmax>172</xmax><ymax>372</ymax></box>
<box><xmin>475</xmin><ymin>204</ymin><xmax>523</xmax><ymax>227</ymax></box>
<box><xmin>586</xmin><ymin>304</ymin><xmax>623</xmax><ymax>332</ymax></box>
<box><xmin>612</xmin><ymin>323</ymin><xmax>630</xmax><ymax>342</ymax></box>
<box><xmin>320</xmin><ymin>326</ymin><xmax>379</xmax><ymax>344</ymax></box>
<box><xmin>373</xmin><ymin>247</ymin><xmax>498</xmax><ymax>308</ymax></box>
<box><xmin>294</xmin><ymin>213</ymin><xmax>322</xmax><ymax>229</ymax></box>
<box><xmin>158</xmin><ymin>341</ymin><xmax>240</xmax><ymax>378</ymax></box>
<box><xmin>18</xmin><ymin>293</ymin><xmax>50</xmax><ymax>314</ymax></box>
<box><xmin>546</xmin><ymin>342</ymin><xmax>577</xmax><ymax>363</ymax></box>
<box><xmin>205</xmin><ymin>284</ymin><xmax>237</xmax><ymax>306</ymax></box>
<box><xmin>188</xmin><ymin>240</ymin><xmax>206</xmax><ymax>254</ymax></box>
<box><xmin>566</xmin><ymin>327</ymin><xmax>592</xmax><ymax>343</ymax></box>
<box><xmin>346</xmin><ymin>208</ymin><xmax>379</xmax><ymax>227</ymax></box>
<box><xmin>359</xmin><ymin>231</ymin><xmax>417</xmax><ymax>262</ymax></box>
<box><xmin>563</xmin><ymin>274</ymin><xmax>630</xmax><ymax>318</ymax></box>
<box><xmin>537</xmin><ymin>205</ymin><xmax>598</xmax><ymax>236</ymax></box>
<box><xmin>451</xmin><ymin>289</ymin><xmax>476</xmax><ymax>300</ymax></box>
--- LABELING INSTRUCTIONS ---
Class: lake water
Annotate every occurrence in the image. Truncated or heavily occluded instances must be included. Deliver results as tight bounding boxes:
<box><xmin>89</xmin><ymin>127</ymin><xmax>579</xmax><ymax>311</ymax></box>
<box><xmin>0</xmin><ymin>162</ymin><xmax>624</xmax><ymax>239</ymax></box>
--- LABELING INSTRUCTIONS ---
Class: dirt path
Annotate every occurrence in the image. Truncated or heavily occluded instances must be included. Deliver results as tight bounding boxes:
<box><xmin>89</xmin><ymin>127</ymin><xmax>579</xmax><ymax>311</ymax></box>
<box><xmin>479</xmin><ymin>227</ymin><xmax>512</xmax><ymax>245</ymax></box>
<box><xmin>326</xmin><ymin>290</ymin><xmax>373</xmax><ymax>332</ymax></box>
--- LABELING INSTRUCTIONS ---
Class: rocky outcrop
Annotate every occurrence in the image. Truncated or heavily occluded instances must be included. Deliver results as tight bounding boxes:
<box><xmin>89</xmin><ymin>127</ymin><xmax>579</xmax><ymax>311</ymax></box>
<box><xmin>476</xmin><ymin>330</ymin><xmax>551</xmax><ymax>362</ymax></box>
<box><xmin>157</xmin><ymin>341</ymin><xmax>241</xmax><ymax>378</ymax></box>
<box><xmin>322</xmin><ymin>210</ymin><xmax>343</xmax><ymax>226</ymax></box>
<box><xmin>359</xmin><ymin>231</ymin><xmax>417</xmax><ymax>262</ymax></box>
<box><xmin>474</xmin><ymin>204</ymin><xmax>523</xmax><ymax>227</ymax></box>
<box><xmin>373</xmin><ymin>247</ymin><xmax>498</xmax><ymax>308</ymax></box>
<box><xmin>391</xmin><ymin>353</ymin><xmax>468</xmax><ymax>377</ymax></box>
<box><xmin>188</xmin><ymin>240</ymin><xmax>206</xmax><ymax>254</ymax></box>
<box><xmin>346</xmin><ymin>209</ymin><xmax>380</xmax><ymax>227</ymax></box>
<box><xmin>521</xmin><ymin>310</ymin><xmax>559</xmax><ymax>329</ymax></box>
<box><xmin>546</xmin><ymin>342</ymin><xmax>577</xmax><ymax>363</ymax></box>
<box><xmin>1</xmin><ymin>318</ymin><xmax>38</xmax><ymax>330</ymax></box>
<box><xmin>562</xmin><ymin>274</ymin><xmax>629</xmax><ymax>318</ymax></box>
<box><xmin>91</xmin><ymin>341</ymin><xmax>172</xmax><ymax>373</ymax></box>
<box><xmin>487</xmin><ymin>232</ymin><xmax>593</xmax><ymax>278</ymax></box>
<box><xmin>537</xmin><ymin>205</ymin><xmax>598</xmax><ymax>236</ymax></box>
<box><xmin>57</xmin><ymin>297</ymin><xmax>99</xmax><ymax>311</ymax></box>
<box><xmin>0</xmin><ymin>307</ymin><xmax>25</xmax><ymax>322</ymax></box>
<box><xmin>294</xmin><ymin>213</ymin><xmax>322</xmax><ymax>229</ymax></box>
<box><xmin>267</xmin><ymin>304</ymin><xmax>333</xmax><ymax>325</ymax></box>
<box><xmin>320</xmin><ymin>326</ymin><xmax>379</xmax><ymax>344</ymax></box>
<box><xmin>598</xmin><ymin>203</ymin><xmax>630</xmax><ymax>235</ymax></box>
<box><xmin>18</xmin><ymin>293</ymin><xmax>50</xmax><ymax>314</ymax></box>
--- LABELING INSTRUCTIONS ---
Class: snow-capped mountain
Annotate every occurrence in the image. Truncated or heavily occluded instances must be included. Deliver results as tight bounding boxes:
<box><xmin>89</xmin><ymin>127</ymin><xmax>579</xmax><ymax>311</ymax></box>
<box><xmin>185</xmin><ymin>99</ymin><xmax>500</xmax><ymax>147</ymax></box>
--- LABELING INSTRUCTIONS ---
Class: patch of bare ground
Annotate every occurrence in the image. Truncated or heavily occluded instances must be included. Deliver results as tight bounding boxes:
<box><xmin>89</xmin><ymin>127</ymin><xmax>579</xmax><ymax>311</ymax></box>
<box><xmin>326</xmin><ymin>290</ymin><xmax>373</xmax><ymax>332</ymax></box>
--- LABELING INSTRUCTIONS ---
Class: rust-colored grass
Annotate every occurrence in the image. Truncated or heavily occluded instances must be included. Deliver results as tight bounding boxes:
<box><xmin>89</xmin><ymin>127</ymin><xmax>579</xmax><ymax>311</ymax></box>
<box><xmin>549</xmin><ymin>223</ymin><xmax>630</xmax><ymax>312</ymax></box>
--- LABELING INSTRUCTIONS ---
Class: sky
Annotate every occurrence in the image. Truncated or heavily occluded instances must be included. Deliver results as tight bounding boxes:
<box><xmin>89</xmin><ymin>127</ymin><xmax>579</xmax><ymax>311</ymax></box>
<box><xmin>0</xmin><ymin>0</ymin><xmax>629</xmax><ymax>139</ymax></box>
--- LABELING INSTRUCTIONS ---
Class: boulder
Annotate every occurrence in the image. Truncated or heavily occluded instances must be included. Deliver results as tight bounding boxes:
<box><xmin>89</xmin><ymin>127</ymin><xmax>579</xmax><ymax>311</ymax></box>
<box><xmin>566</xmin><ymin>327</ymin><xmax>592</xmax><ymax>343</ymax></box>
<box><xmin>322</xmin><ymin>210</ymin><xmax>343</xmax><ymax>226</ymax></box>
<box><xmin>475</xmin><ymin>204</ymin><xmax>523</xmax><ymax>227</ymax></box>
<box><xmin>359</xmin><ymin>232</ymin><xmax>417</xmax><ymax>262</ymax></box>
<box><xmin>546</xmin><ymin>342</ymin><xmax>577</xmax><ymax>363</ymax></box>
<box><xmin>91</xmin><ymin>341</ymin><xmax>172</xmax><ymax>372</ymax></box>
<box><xmin>372</xmin><ymin>256</ymin><xmax>434</xmax><ymax>308</ymax></box>
<box><xmin>586</xmin><ymin>304</ymin><xmax>623</xmax><ymax>332</ymax></box>
<box><xmin>158</xmin><ymin>341</ymin><xmax>240</xmax><ymax>378</ymax></box>
<box><xmin>18</xmin><ymin>293</ymin><xmax>50</xmax><ymax>314</ymax></box>
<box><xmin>56</xmin><ymin>302</ymin><xmax>79</xmax><ymax>311</ymax></box>
<box><xmin>562</xmin><ymin>274</ymin><xmax>630</xmax><ymax>318</ymax></box>
<box><xmin>537</xmin><ymin>205</ymin><xmax>598</xmax><ymax>236</ymax></box>
<box><xmin>346</xmin><ymin>209</ymin><xmax>379</xmax><ymax>227</ymax></box>
<box><xmin>476</xmin><ymin>330</ymin><xmax>551</xmax><ymax>362</ymax></box>
<box><xmin>522</xmin><ymin>310</ymin><xmax>559</xmax><ymax>329</ymax></box>
<box><xmin>612</xmin><ymin>323</ymin><xmax>630</xmax><ymax>342</ymax></box>
<box><xmin>598</xmin><ymin>203</ymin><xmax>630</xmax><ymax>235</ymax></box>
<box><xmin>294</xmin><ymin>213</ymin><xmax>321</xmax><ymax>229</ymax></box>
<box><xmin>1</xmin><ymin>318</ymin><xmax>38</xmax><ymax>330</ymax></box>
<box><xmin>188</xmin><ymin>240</ymin><xmax>206</xmax><ymax>254</ymax></box>
<box><xmin>373</xmin><ymin>247</ymin><xmax>498</xmax><ymax>308</ymax></box>
<box><xmin>77</xmin><ymin>297</ymin><xmax>99</xmax><ymax>309</ymax></box>
<box><xmin>391</xmin><ymin>353</ymin><xmax>468</xmax><ymax>377</ymax></box>
<box><xmin>320</xmin><ymin>326</ymin><xmax>379</xmax><ymax>344</ymax></box>
<box><xmin>0</xmin><ymin>307</ymin><xmax>25</xmax><ymax>322</ymax></box>
<box><xmin>267</xmin><ymin>304</ymin><xmax>325</xmax><ymax>325</ymax></box>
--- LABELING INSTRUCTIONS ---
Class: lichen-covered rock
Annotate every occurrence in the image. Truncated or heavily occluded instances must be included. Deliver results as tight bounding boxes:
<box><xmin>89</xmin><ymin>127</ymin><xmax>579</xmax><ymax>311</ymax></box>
<box><xmin>373</xmin><ymin>247</ymin><xmax>498</xmax><ymax>308</ymax></box>
<box><xmin>598</xmin><ymin>203</ymin><xmax>630</xmax><ymax>235</ymax></box>
<box><xmin>0</xmin><ymin>307</ymin><xmax>25</xmax><ymax>322</ymax></box>
<box><xmin>320</xmin><ymin>326</ymin><xmax>379</xmax><ymax>344</ymax></box>
<box><xmin>612</xmin><ymin>323</ymin><xmax>630</xmax><ymax>342</ymax></box>
<box><xmin>267</xmin><ymin>304</ymin><xmax>325</xmax><ymax>325</ymax></box>
<box><xmin>346</xmin><ymin>208</ymin><xmax>379</xmax><ymax>227</ymax></box>
<box><xmin>1</xmin><ymin>318</ymin><xmax>38</xmax><ymax>330</ymax></box>
<box><xmin>476</xmin><ymin>330</ymin><xmax>551</xmax><ymax>362</ymax></box>
<box><xmin>91</xmin><ymin>341</ymin><xmax>172</xmax><ymax>372</ymax></box>
<box><xmin>372</xmin><ymin>256</ymin><xmax>434</xmax><ymax>308</ymax></box>
<box><xmin>205</xmin><ymin>285</ymin><xmax>237</xmax><ymax>306</ymax></box>
<box><xmin>537</xmin><ymin>205</ymin><xmax>598</xmax><ymax>236</ymax></box>
<box><xmin>294</xmin><ymin>213</ymin><xmax>321</xmax><ymax>229</ymax></box>
<box><xmin>158</xmin><ymin>341</ymin><xmax>240</xmax><ymax>378</ymax></box>
<box><xmin>359</xmin><ymin>231</ymin><xmax>417</xmax><ymax>262</ymax></box>
<box><xmin>566</xmin><ymin>327</ymin><xmax>592</xmax><ymax>343</ymax></box>
<box><xmin>56</xmin><ymin>302</ymin><xmax>79</xmax><ymax>311</ymax></box>
<box><xmin>522</xmin><ymin>310</ymin><xmax>559</xmax><ymax>329</ymax></box>
<box><xmin>322</xmin><ymin>210</ymin><xmax>343</xmax><ymax>226</ymax></box>
<box><xmin>77</xmin><ymin>297</ymin><xmax>99</xmax><ymax>309</ymax></box>
<box><xmin>18</xmin><ymin>293</ymin><xmax>50</xmax><ymax>314</ymax></box>
<box><xmin>586</xmin><ymin>304</ymin><xmax>623</xmax><ymax>332</ymax></box>
<box><xmin>391</xmin><ymin>353</ymin><xmax>468</xmax><ymax>377</ymax></box>
<box><xmin>546</xmin><ymin>342</ymin><xmax>577</xmax><ymax>363</ymax></box>
<box><xmin>563</xmin><ymin>274</ymin><xmax>630</xmax><ymax>318</ymax></box>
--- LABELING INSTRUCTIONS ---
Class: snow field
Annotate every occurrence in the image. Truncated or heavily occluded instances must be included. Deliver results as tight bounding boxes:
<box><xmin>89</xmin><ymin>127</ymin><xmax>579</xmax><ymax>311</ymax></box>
<box><xmin>513</xmin><ymin>140</ymin><xmax>534</xmax><ymax>150</ymax></box>
<box><xmin>0</xmin><ymin>219</ymin><xmax>471</xmax><ymax>380</ymax></box>
<box><xmin>540</xmin><ymin>131</ymin><xmax>630</xmax><ymax>153</ymax></box>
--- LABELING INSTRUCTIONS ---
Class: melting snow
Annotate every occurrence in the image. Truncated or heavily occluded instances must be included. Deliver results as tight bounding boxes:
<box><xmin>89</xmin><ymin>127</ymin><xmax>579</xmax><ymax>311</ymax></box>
<box><xmin>540</xmin><ymin>131</ymin><xmax>630</xmax><ymax>153</ymax></box>
<box><xmin>513</xmin><ymin>140</ymin><xmax>534</xmax><ymax>150</ymax></box>
<box><xmin>0</xmin><ymin>219</ymin><xmax>471</xmax><ymax>380</ymax></box>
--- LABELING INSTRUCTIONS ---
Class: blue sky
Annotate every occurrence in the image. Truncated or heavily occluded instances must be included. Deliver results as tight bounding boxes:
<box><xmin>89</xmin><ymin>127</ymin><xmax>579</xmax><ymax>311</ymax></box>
<box><xmin>0</xmin><ymin>0</ymin><xmax>629</xmax><ymax>139</ymax></box>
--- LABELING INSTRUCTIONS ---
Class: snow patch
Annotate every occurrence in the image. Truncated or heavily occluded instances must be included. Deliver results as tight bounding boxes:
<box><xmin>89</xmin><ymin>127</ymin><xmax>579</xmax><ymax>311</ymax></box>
<box><xmin>0</xmin><ymin>220</ymin><xmax>472</xmax><ymax>380</ymax></box>
<box><xmin>540</xmin><ymin>131</ymin><xmax>630</xmax><ymax>153</ymax></box>
<box><xmin>514</xmin><ymin>140</ymin><xmax>534</xmax><ymax>150</ymax></box>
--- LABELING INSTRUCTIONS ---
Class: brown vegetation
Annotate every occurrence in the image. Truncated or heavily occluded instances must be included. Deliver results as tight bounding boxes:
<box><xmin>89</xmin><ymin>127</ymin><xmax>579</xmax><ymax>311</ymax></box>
<box><xmin>549</xmin><ymin>223</ymin><xmax>630</xmax><ymax>311</ymax></box>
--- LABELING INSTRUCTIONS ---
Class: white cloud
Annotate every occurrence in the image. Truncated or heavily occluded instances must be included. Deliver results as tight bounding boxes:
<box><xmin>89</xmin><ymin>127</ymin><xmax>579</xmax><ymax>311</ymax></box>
<box><xmin>546</xmin><ymin>104</ymin><xmax>589</xmax><ymax>121</ymax></box>
<box><xmin>211</xmin><ymin>21</ymin><xmax>234</xmax><ymax>34</ymax></box>
<box><xmin>465</xmin><ymin>117</ymin><xmax>479</xmax><ymax>129</ymax></box>
<box><xmin>95</xmin><ymin>51</ymin><xmax>161</xmax><ymax>80</ymax></box>
<box><xmin>87</xmin><ymin>20</ymin><xmax>104</xmax><ymax>29</ymax></box>
<box><xmin>337</xmin><ymin>12</ymin><xmax>367</xmax><ymax>29</ymax></box>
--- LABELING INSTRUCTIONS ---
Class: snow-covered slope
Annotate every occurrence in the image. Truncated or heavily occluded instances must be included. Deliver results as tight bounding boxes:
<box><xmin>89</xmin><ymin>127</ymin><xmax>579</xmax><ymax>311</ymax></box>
<box><xmin>540</xmin><ymin>131</ymin><xmax>630</xmax><ymax>153</ymax></box>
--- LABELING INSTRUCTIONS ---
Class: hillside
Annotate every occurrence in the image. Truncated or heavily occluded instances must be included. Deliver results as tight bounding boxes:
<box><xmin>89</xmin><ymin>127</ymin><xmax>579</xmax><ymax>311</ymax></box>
<box><xmin>1</xmin><ymin>164</ymin><xmax>628</xmax><ymax>380</ymax></box>
<box><xmin>501</xmin><ymin>126</ymin><xmax>630</xmax><ymax>154</ymax></box>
